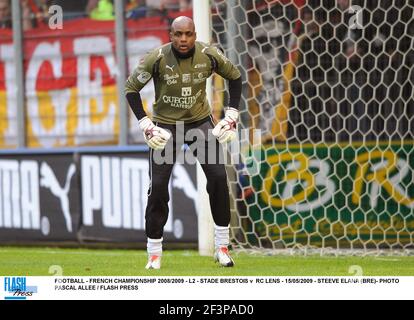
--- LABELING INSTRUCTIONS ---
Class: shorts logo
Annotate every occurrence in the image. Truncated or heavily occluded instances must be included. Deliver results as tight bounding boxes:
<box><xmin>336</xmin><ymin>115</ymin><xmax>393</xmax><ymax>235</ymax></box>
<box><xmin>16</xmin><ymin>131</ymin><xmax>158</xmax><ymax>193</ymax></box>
<box><xmin>137</xmin><ymin>72</ymin><xmax>151</xmax><ymax>84</ymax></box>
<box><xmin>182</xmin><ymin>87</ymin><xmax>192</xmax><ymax>97</ymax></box>
<box><xmin>182</xmin><ymin>74</ymin><xmax>191</xmax><ymax>84</ymax></box>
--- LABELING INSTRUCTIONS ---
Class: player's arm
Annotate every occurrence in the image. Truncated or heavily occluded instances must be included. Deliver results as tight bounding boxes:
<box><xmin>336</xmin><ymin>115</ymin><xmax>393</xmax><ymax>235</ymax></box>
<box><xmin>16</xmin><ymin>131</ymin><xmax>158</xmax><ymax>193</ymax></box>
<box><xmin>125</xmin><ymin>52</ymin><xmax>171</xmax><ymax>150</ymax></box>
<box><xmin>125</xmin><ymin>52</ymin><xmax>155</xmax><ymax>121</ymax></box>
<box><xmin>207</xmin><ymin>46</ymin><xmax>242</xmax><ymax>143</ymax></box>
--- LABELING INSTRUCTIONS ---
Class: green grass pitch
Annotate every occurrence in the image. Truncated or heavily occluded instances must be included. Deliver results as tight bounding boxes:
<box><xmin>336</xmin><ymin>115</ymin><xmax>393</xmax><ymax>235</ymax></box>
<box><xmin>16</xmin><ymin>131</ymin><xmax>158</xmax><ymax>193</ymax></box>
<box><xmin>1</xmin><ymin>247</ymin><xmax>414</xmax><ymax>276</ymax></box>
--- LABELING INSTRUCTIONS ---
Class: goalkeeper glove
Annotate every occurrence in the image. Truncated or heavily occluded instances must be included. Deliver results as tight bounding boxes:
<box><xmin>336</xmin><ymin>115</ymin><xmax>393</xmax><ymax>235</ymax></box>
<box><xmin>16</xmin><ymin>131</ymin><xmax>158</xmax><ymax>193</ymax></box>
<box><xmin>212</xmin><ymin>107</ymin><xmax>238</xmax><ymax>144</ymax></box>
<box><xmin>138</xmin><ymin>116</ymin><xmax>171</xmax><ymax>150</ymax></box>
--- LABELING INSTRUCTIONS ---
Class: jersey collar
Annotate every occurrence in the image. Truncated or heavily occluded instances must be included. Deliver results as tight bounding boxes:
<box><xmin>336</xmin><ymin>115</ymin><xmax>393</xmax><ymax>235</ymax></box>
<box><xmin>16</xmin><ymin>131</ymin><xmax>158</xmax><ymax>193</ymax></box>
<box><xmin>171</xmin><ymin>44</ymin><xmax>196</xmax><ymax>60</ymax></box>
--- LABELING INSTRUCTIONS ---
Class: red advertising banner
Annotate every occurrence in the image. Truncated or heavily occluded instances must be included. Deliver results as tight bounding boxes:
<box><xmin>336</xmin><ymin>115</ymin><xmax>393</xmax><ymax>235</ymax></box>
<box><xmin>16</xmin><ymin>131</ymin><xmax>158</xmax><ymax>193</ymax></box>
<box><xmin>0</xmin><ymin>15</ymin><xmax>175</xmax><ymax>148</ymax></box>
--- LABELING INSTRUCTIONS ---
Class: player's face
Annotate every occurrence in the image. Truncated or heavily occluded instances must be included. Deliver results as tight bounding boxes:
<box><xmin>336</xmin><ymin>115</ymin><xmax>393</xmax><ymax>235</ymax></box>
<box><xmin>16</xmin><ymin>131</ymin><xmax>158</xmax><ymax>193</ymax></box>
<box><xmin>170</xmin><ymin>25</ymin><xmax>196</xmax><ymax>54</ymax></box>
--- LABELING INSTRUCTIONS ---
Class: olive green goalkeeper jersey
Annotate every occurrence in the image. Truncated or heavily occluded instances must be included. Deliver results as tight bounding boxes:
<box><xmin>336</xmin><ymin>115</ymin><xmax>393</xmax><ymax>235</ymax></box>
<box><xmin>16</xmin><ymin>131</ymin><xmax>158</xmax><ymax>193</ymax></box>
<box><xmin>125</xmin><ymin>42</ymin><xmax>241</xmax><ymax>124</ymax></box>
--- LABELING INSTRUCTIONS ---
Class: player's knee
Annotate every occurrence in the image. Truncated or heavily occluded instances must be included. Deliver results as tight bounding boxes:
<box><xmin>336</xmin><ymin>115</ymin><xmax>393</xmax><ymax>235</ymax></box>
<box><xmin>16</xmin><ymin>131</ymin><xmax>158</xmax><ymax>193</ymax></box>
<box><xmin>150</xmin><ymin>176</ymin><xmax>170</xmax><ymax>191</ymax></box>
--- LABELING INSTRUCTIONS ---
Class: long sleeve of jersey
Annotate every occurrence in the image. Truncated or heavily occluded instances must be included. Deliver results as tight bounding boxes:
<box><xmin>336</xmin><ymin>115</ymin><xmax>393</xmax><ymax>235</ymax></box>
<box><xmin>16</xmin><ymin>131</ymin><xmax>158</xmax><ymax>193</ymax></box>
<box><xmin>205</xmin><ymin>46</ymin><xmax>242</xmax><ymax>109</ymax></box>
<box><xmin>126</xmin><ymin>92</ymin><xmax>146</xmax><ymax>120</ymax></box>
<box><xmin>125</xmin><ymin>49</ymin><xmax>160</xmax><ymax>120</ymax></box>
<box><xmin>205</xmin><ymin>46</ymin><xmax>241</xmax><ymax>81</ymax></box>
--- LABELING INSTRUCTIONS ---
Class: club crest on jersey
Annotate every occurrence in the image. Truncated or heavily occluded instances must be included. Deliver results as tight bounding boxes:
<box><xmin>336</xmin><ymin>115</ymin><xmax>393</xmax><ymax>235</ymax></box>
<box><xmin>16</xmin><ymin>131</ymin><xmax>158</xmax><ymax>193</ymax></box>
<box><xmin>137</xmin><ymin>71</ymin><xmax>151</xmax><ymax>84</ymax></box>
<box><xmin>182</xmin><ymin>74</ymin><xmax>191</xmax><ymax>84</ymax></box>
<box><xmin>182</xmin><ymin>87</ymin><xmax>192</xmax><ymax>97</ymax></box>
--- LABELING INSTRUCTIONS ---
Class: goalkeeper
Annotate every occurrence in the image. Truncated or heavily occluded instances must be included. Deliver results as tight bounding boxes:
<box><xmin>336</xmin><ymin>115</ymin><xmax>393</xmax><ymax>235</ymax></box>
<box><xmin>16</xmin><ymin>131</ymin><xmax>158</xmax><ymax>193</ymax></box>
<box><xmin>125</xmin><ymin>16</ymin><xmax>242</xmax><ymax>270</ymax></box>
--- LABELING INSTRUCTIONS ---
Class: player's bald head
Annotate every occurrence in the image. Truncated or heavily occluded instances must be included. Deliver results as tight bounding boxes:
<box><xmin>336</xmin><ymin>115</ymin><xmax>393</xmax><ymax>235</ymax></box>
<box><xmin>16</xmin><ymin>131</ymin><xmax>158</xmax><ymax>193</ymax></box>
<box><xmin>171</xmin><ymin>16</ymin><xmax>195</xmax><ymax>33</ymax></box>
<box><xmin>170</xmin><ymin>16</ymin><xmax>197</xmax><ymax>55</ymax></box>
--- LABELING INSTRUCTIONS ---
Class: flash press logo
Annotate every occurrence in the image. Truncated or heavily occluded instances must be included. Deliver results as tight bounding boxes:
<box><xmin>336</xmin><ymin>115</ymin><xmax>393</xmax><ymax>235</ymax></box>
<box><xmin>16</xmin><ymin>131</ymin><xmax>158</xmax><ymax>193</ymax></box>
<box><xmin>4</xmin><ymin>277</ymin><xmax>37</xmax><ymax>300</ymax></box>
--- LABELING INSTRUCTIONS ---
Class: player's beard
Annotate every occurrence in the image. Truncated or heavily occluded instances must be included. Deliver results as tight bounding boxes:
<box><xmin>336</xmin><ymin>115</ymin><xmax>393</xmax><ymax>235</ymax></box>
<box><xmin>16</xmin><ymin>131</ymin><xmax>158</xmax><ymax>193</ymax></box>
<box><xmin>172</xmin><ymin>45</ymin><xmax>195</xmax><ymax>59</ymax></box>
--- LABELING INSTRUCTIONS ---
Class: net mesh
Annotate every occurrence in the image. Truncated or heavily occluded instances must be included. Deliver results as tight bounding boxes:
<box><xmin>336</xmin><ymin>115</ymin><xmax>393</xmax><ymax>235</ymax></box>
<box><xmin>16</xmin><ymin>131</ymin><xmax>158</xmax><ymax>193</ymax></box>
<box><xmin>211</xmin><ymin>0</ymin><xmax>414</xmax><ymax>255</ymax></box>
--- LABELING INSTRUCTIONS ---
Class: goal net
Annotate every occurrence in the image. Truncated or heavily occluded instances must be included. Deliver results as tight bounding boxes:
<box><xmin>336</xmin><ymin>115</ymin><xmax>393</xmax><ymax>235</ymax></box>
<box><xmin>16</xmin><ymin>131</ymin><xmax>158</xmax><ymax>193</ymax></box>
<box><xmin>210</xmin><ymin>0</ymin><xmax>414</xmax><ymax>255</ymax></box>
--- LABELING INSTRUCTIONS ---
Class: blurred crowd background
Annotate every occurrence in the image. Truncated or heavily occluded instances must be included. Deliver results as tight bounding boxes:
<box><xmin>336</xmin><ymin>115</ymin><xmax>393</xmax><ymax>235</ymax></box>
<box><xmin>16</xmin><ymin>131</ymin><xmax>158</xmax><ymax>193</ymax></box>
<box><xmin>0</xmin><ymin>0</ymin><xmax>412</xmax><ymax>147</ymax></box>
<box><xmin>0</xmin><ymin>0</ymin><xmax>192</xmax><ymax>30</ymax></box>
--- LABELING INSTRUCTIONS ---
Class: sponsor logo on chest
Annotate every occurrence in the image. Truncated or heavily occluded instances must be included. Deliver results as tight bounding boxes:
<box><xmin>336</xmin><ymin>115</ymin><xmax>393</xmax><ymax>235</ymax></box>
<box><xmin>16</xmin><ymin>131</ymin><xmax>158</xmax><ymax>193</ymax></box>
<box><xmin>182</xmin><ymin>87</ymin><xmax>192</xmax><ymax>96</ymax></box>
<box><xmin>164</xmin><ymin>73</ymin><xmax>179</xmax><ymax>85</ymax></box>
<box><xmin>194</xmin><ymin>63</ymin><xmax>207</xmax><ymax>69</ymax></box>
<box><xmin>193</xmin><ymin>72</ymin><xmax>209</xmax><ymax>84</ymax></box>
<box><xmin>162</xmin><ymin>89</ymin><xmax>202</xmax><ymax>109</ymax></box>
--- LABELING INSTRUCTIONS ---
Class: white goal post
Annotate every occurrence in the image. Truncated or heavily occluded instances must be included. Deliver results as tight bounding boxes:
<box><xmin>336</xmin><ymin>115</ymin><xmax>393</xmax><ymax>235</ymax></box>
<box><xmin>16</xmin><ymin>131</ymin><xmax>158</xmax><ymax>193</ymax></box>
<box><xmin>194</xmin><ymin>0</ymin><xmax>215</xmax><ymax>256</ymax></box>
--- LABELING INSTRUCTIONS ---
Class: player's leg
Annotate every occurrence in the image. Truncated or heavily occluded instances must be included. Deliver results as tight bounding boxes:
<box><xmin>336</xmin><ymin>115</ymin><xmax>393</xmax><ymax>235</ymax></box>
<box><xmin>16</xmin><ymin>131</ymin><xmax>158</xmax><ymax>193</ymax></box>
<box><xmin>187</xmin><ymin>119</ymin><xmax>234</xmax><ymax>267</ymax></box>
<box><xmin>145</xmin><ymin>124</ymin><xmax>177</xmax><ymax>269</ymax></box>
<box><xmin>201</xmin><ymin>161</ymin><xmax>234</xmax><ymax>267</ymax></box>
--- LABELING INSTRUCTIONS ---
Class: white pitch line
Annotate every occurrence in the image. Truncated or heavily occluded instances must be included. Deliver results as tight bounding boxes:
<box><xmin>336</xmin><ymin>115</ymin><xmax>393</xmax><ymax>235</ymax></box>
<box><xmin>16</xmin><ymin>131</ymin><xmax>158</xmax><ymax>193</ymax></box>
<box><xmin>0</xmin><ymin>249</ymin><xmax>142</xmax><ymax>257</ymax></box>
<box><xmin>374</xmin><ymin>258</ymin><xmax>402</xmax><ymax>262</ymax></box>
